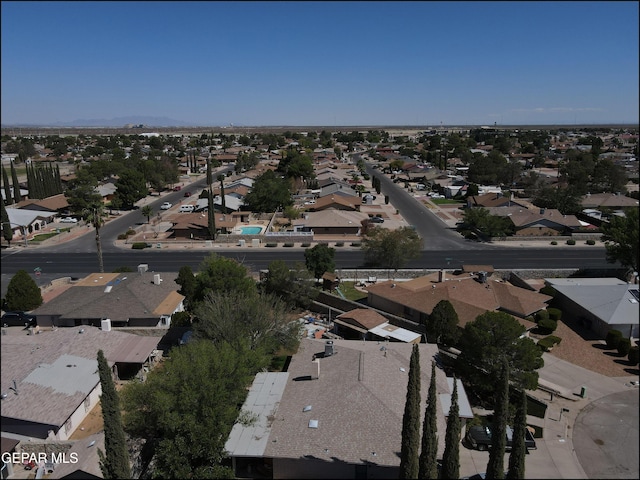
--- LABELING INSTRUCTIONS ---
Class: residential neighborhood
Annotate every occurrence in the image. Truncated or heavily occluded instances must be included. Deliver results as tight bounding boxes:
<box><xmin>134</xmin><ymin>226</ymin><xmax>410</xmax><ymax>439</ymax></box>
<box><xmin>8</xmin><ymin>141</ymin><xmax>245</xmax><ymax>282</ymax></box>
<box><xmin>1</xmin><ymin>125</ymin><xmax>638</xmax><ymax>480</ymax></box>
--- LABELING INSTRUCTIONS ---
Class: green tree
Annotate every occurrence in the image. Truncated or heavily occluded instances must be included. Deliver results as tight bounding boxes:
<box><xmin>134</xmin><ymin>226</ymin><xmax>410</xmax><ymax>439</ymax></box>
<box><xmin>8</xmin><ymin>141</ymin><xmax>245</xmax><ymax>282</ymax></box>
<box><xmin>426</xmin><ymin>299</ymin><xmax>460</xmax><ymax>346</ymax></box>
<box><xmin>533</xmin><ymin>186</ymin><xmax>582</xmax><ymax>215</ymax></box>
<box><xmin>507</xmin><ymin>389</ymin><xmax>528</xmax><ymax>479</ymax></box>
<box><xmin>1</xmin><ymin>199</ymin><xmax>12</xmax><ymax>246</ymax></box>
<box><xmin>440</xmin><ymin>378</ymin><xmax>460</xmax><ymax>479</ymax></box>
<box><xmin>418</xmin><ymin>362</ymin><xmax>438</xmax><ymax>479</ymax></box>
<box><xmin>97</xmin><ymin>350</ymin><xmax>131</xmax><ymax>480</ymax></box>
<box><xmin>175</xmin><ymin>266</ymin><xmax>197</xmax><ymax>310</ymax></box>
<box><xmin>601</xmin><ymin>208</ymin><xmax>639</xmax><ymax>276</ymax></box>
<box><xmin>10</xmin><ymin>162</ymin><xmax>22</xmax><ymax>204</ymax></box>
<box><xmin>2</xmin><ymin>167</ymin><xmax>12</xmax><ymax>205</ymax></box>
<box><xmin>121</xmin><ymin>340</ymin><xmax>249</xmax><ymax>479</ymax></box>
<box><xmin>141</xmin><ymin>205</ymin><xmax>153</xmax><ymax>224</ymax></box>
<box><xmin>361</xmin><ymin>226</ymin><xmax>421</xmax><ymax>270</ymax></box>
<box><xmin>304</xmin><ymin>243</ymin><xmax>336</xmax><ymax>281</ymax></box>
<box><xmin>455</xmin><ymin>311</ymin><xmax>543</xmax><ymax>400</ymax></box>
<box><xmin>486</xmin><ymin>360</ymin><xmax>509</xmax><ymax>479</ymax></box>
<box><xmin>459</xmin><ymin>207</ymin><xmax>515</xmax><ymax>238</ymax></box>
<box><xmin>194</xmin><ymin>290</ymin><xmax>301</xmax><ymax>354</ymax></box>
<box><xmin>191</xmin><ymin>253</ymin><xmax>257</xmax><ymax>305</ymax></box>
<box><xmin>399</xmin><ymin>344</ymin><xmax>421</xmax><ymax>479</ymax></box>
<box><xmin>5</xmin><ymin>269</ymin><xmax>43</xmax><ymax>311</ymax></box>
<box><xmin>262</xmin><ymin>259</ymin><xmax>318</xmax><ymax>309</ymax></box>
<box><xmin>113</xmin><ymin>169</ymin><xmax>147</xmax><ymax>209</ymax></box>
<box><xmin>243</xmin><ymin>170</ymin><xmax>293</xmax><ymax>213</ymax></box>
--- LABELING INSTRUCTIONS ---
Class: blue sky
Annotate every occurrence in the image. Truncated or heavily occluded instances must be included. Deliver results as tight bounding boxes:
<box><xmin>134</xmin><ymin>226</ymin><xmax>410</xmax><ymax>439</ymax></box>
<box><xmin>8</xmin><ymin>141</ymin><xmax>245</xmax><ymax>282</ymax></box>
<box><xmin>2</xmin><ymin>1</ymin><xmax>638</xmax><ymax>126</ymax></box>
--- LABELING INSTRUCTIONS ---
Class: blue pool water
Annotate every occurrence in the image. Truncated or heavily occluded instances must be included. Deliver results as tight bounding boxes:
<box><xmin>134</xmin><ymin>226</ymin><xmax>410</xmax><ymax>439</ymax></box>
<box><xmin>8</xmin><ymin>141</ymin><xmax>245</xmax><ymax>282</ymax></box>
<box><xmin>240</xmin><ymin>226</ymin><xmax>263</xmax><ymax>234</ymax></box>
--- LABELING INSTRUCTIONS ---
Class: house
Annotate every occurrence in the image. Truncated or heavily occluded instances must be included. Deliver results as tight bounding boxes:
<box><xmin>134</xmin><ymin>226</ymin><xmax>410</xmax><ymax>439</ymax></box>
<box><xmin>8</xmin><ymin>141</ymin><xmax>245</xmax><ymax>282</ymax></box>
<box><xmin>1</xmin><ymin>437</ymin><xmax>20</xmax><ymax>479</ymax></box>
<box><xmin>307</xmin><ymin>195</ymin><xmax>360</xmax><ymax>212</ymax></box>
<box><xmin>95</xmin><ymin>182</ymin><xmax>117</xmax><ymax>204</ymax></box>
<box><xmin>366</xmin><ymin>271</ymin><xmax>549</xmax><ymax>330</ymax></box>
<box><xmin>5</xmin><ymin>207</ymin><xmax>58</xmax><ymax>242</ymax></box>
<box><xmin>466</xmin><ymin>192</ymin><xmax>528</xmax><ymax>209</ymax></box>
<box><xmin>544</xmin><ymin>278</ymin><xmax>639</xmax><ymax>338</ymax></box>
<box><xmin>581</xmin><ymin>193</ymin><xmax>639</xmax><ymax>209</ymax></box>
<box><xmin>225</xmin><ymin>338</ymin><xmax>467</xmax><ymax>479</ymax></box>
<box><xmin>31</xmin><ymin>272</ymin><xmax>185</xmax><ymax>329</ymax></box>
<box><xmin>1</xmin><ymin>326</ymin><xmax>161</xmax><ymax>441</ymax></box>
<box><xmin>293</xmin><ymin>209</ymin><xmax>369</xmax><ymax>236</ymax></box>
<box><xmin>14</xmin><ymin>193</ymin><xmax>70</xmax><ymax>215</ymax></box>
<box><xmin>48</xmin><ymin>431</ymin><xmax>104</xmax><ymax>479</ymax></box>
<box><xmin>482</xmin><ymin>206</ymin><xmax>582</xmax><ymax>236</ymax></box>
<box><xmin>333</xmin><ymin>308</ymin><xmax>421</xmax><ymax>343</ymax></box>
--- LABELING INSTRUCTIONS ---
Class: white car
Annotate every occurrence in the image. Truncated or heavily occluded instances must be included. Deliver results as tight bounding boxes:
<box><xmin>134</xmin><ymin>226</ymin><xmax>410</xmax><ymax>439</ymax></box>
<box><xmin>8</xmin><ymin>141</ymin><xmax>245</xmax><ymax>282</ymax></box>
<box><xmin>59</xmin><ymin>217</ymin><xmax>78</xmax><ymax>223</ymax></box>
<box><xmin>160</xmin><ymin>202</ymin><xmax>172</xmax><ymax>210</ymax></box>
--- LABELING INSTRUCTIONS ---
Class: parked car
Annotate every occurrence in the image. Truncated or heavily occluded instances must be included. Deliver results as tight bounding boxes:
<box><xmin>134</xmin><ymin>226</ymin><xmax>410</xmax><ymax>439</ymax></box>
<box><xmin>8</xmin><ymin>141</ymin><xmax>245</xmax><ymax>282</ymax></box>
<box><xmin>184</xmin><ymin>191</ymin><xmax>192</xmax><ymax>197</ymax></box>
<box><xmin>179</xmin><ymin>205</ymin><xmax>195</xmax><ymax>213</ymax></box>
<box><xmin>173</xmin><ymin>185</ymin><xmax>182</xmax><ymax>191</ymax></box>
<box><xmin>59</xmin><ymin>217</ymin><xmax>78</xmax><ymax>223</ymax></box>
<box><xmin>160</xmin><ymin>202</ymin><xmax>172</xmax><ymax>210</ymax></box>
<box><xmin>369</xmin><ymin>216</ymin><xmax>385</xmax><ymax>223</ymax></box>
<box><xmin>2</xmin><ymin>311</ymin><xmax>37</xmax><ymax>328</ymax></box>
<box><xmin>465</xmin><ymin>425</ymin><xmax>537</xmax><ymax>451</ymax></box>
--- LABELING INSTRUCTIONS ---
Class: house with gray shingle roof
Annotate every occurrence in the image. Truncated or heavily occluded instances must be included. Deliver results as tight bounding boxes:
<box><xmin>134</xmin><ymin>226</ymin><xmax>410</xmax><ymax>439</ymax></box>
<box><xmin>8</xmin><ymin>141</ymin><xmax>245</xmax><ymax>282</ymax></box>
<box><xmin>225</xmin><ymin>338</ymin><xmax>468</xmax><ymax>479</ymax></box>
<box><xmin>1</xmin><ymin>326</ymin><xmax>161</xmax><ymax>441</ymax></box>
<box><xmin>31</xmin><ymin>272</ymin><xmax>185</xmax><ymax>329</ymax></box>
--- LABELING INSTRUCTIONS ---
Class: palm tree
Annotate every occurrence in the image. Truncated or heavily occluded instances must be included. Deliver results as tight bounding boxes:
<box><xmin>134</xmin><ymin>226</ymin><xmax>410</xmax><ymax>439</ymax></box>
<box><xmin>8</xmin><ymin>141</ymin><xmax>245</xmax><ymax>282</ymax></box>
<box><xmin>141</xmin><ymin>205</ymin><xmax>153</xmax><ymax>224</ymax></box>
<box><xmin>83</xmin><ymin>205</ymin><xmax>105</xmax><ymax>273</ymax></box>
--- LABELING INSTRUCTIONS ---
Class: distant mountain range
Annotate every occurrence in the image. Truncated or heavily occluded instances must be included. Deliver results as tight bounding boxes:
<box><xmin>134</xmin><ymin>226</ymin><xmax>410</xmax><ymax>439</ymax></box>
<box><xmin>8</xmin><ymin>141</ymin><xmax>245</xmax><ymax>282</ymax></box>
<box><xmin>2</xmin><ymin>116</ymin><xmax>198</xmax><ymax>127</ymax></box>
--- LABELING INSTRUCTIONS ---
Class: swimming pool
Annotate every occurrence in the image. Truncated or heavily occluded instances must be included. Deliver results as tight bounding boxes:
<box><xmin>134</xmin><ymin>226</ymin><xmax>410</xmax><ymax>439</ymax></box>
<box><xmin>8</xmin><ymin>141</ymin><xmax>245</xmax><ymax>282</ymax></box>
<box><xmin>239</xmin><ymin>226</ymin><xmax>263</xmax><ymax>235</ymax></box>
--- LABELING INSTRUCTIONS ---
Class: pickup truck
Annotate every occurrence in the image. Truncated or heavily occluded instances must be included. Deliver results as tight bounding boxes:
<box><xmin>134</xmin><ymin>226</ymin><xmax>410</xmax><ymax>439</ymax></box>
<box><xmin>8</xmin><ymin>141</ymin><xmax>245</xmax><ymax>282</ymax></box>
<box><xmin>465</xmin><ymin>425</ymin><xmax>537</xmax><ymax>451</ymax></box>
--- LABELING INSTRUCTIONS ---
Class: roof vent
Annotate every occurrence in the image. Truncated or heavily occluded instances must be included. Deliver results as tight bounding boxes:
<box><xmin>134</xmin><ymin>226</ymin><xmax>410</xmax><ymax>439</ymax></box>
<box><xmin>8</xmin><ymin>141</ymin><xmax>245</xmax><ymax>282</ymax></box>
<box><xmin>308</xmin><ymin>420</ymin><xmax>319</xmax><ymax>428</ymax></box>
<box><xmin>303</xmin><ymin>405</ymin><xmax>312</xmax><ymax>412</ymax></box>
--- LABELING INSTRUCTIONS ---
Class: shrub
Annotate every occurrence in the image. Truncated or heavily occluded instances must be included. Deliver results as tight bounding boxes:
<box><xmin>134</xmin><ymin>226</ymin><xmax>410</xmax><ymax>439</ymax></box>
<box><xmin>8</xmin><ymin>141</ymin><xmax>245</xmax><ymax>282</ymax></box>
<box><xmin>334</xmin><ymin>242</ymin><xmax>344</xmax><ymax>247</ymax></box>
<box><xmin>171</xmin><ymin>311</ymin><xmax>191</xmax><ymax>327</ymax></box>
<box><xmin>566</xmin><ymin>239</ymin><xmax>576</xmax><ymax>245</ymax></box>
<box><xmin>539</xmin><ymin>285</ymin><xmax>556</xmax><ymax>297</ymax></box>
<box><xmin>628</xmin><ymin>346</ymin><xmax>640</xmax><ymax>365</ymax></box>
<box><xmin>537</xmin><ymin>318</ymin><xmax>558</xmax><ymax>334</ymax></box>
<box><xmin>586</xmin><ymin>239</ymin><xmax>596</xmax><ymax>245</ymax></box>
<box><xmin>350</xmin><ymin>242</ymin><xmax>361</xmax><ymax>247</ymax></box>
<box><xmin>617</xmin><ymin>338</ymin><xmax>631</xmax><ymax>356</ymax></box>
<box><xmin>537</xmin><ymin>335</ymin><xmax>562</xmax><ymax>352</ymax></box>
<box><xmin>117</xmin><ymin>233</ymin><xmax>128</xmax><ymax>240</ymax></box>
<box><xmin>283</xmin><ymin>242</ymin><xmax>294</xmax><ymax>247</ymax></box>
<box><xmin>131</xmin><ymin>242</ymin><xmax>151</xmax><ymax>249</ymax></box>
<box><xmin>534</xmin><ymin>310</ymin><xmax>549</xmax><ymax>323</ymax></box>
<box><xmin>301</xmin><ymin>242</ymin><xmax>311</xmax><ymax>247</ymax></box>
<box><xmin>265</xmin><ymin>242</ymin><xmax>278</xmax><ymax>248</ymax></box>
<box><xmin>126</xmin><ymin>229</ymin><xmax>136</xmax><ymax>236</ymax></box>
<box><xmin>605</xmin><ymin>329</ymin><xmax>623</xmax><ymax>349</ymax></box>
<box><xmin>550</xmin><ymin>240</ymin><xmax>557</xmax><ymax>245</ymax></box>
<box><xmin>547</xmin><ymin>308</ymin><xmax>562</xmax><ymax>321</ymax></box>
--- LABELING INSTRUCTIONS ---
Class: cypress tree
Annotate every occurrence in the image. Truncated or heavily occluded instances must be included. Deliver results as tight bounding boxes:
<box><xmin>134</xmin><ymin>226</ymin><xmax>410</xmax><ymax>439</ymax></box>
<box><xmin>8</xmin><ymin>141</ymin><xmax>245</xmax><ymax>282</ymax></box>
<box><xmin>418</xmin><ymin>361</ymin><xmax>439</xmax><ymax>479</ymax></box>
<box><xmin>486</xmin><ymin>359</ymin><xmax>510</xmax><ymax>479</ymax></box>
<box><xmin>2</xmin><ymin>199</ymin><xmax>13</xmax><ymax>246</ymax></box>
<box><xmin>399</xmin><ymin>344</ymin><xmax>421</xmax><ymax>479</ymax></box>
<box><xmin>507</xmin><ymin>389</ymin><xmax>527</xmax><ymax>479</ymax></box>
<box><xmin>3</xmin><ymin>167</ymin><xmax>12</xmax><ymax>205</ymax></box>
<box><xmin>206</xmin><ymin>158</ymin><xmax>216</xmax><ymax>239</ymax></box>
<box><xmin>441</xmin><ymin>378</ymin><xmax>460</xmax><ymax>479</ymax></box>
<box><xmin>10</xmin><ymin>162</ymin><xmax>22</xmax><ymax>203</ymax></box>
<box><xmin>97</xmin><ymin>350</ymin><xmax>132</xmax><ymax>480</ymax></box>
<box><xmin>55</xmin><ymin>164</ymin><xmax>63</xmax><ymax>194</ymax></box>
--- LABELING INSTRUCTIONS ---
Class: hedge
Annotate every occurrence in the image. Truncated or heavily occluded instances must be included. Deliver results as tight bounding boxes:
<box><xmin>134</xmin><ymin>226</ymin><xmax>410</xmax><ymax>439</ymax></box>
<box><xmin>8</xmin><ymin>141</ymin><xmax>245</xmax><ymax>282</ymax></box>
<box><xmin>537</xmin><ymin>318</ymin><xmax>558</xmax><ymax>334</ymax></box>
<box><xmin>283</xmin><ymin>243</ymin><xmax>294</xmax><ymax>247</ymax></box>
<box><xmin>334</xmin><ymin>242</ymin><xmax>344</xmax><ymax>247</ymax></box>
<box><xmin>265</xmin><ymin>242</ymin><xmax>278</xmax><ymax>248</ymax></box>
<box><xmin>566</xmin><ymin>239</ymin><xmax>576</xmax><ymax>245</ymax></box>
<box><xmin>547</xmin><ymin>308</ymin><xmax>562</xmax><ymax>321</ymax></box>
<box><xmin>617</xmin><ymin>338</ymin><xmax>631</xmax><ymax>356</ymax></box>
<box><xmin>628</xmin><ymin>346</ymin><xmax>640</xmax><ymax>365</ymax></box>
<box><xmin>534</xmin><ymin>310</ymin><xmax>549</xmax><ymax>323</ymax></box>
<box><xmin>550</xmin><ymin>240</ymin><xmax>558</xmax><ymax>245</ymax></box>
<box><xmin>605</xmin><ymin>329</ymin><xmax>623</xmax><ymax>349</ymax></box>
<box><xmin>586</xmin><ymin>239</ymin><xmax>596</xmax><ymax>245</ymax></box>
<box><xmin>131</xmin><ymin>242</ymin><xmax>151</xmax><ymax>249</ymax></box>
<box><xmin>537</xmin><ymin>336</ymin><xmax>562</xmax><ymax>352</ymax></box>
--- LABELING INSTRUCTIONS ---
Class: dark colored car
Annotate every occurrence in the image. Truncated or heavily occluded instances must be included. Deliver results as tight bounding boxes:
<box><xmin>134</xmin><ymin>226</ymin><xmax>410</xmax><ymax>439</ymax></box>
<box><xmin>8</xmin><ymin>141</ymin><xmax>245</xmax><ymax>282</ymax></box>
<box><xmin>369</xmin><ymin>216</ymin><xmax>384</xmax><ymax>223</ymax></box>
<box><xmin>184</xmin><ymin>191</ymin><xmax>192</xmax><ymax>197</ymax></box>
<box><xmin>1</xmin><ymin>311</ymin><xmax>37</xmax><ymax>327</ymax></box>
<box><xmin>465</xmin><ymin>425</ymin><xmax>537</xmax><ymax>451</ymax></box>
<box><xmin>173</xmin><ymin>185</ymin><xmax>182</xmax><ymax>191</ymax></box>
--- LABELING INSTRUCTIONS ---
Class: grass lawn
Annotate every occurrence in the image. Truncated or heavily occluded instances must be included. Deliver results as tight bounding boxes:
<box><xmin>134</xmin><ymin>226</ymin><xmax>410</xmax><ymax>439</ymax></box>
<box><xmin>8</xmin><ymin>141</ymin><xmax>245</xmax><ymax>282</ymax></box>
<box><xmin>338</xmin><ymin>281</ymin><xmax>368</xmax><ymax>301</ymax></box>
